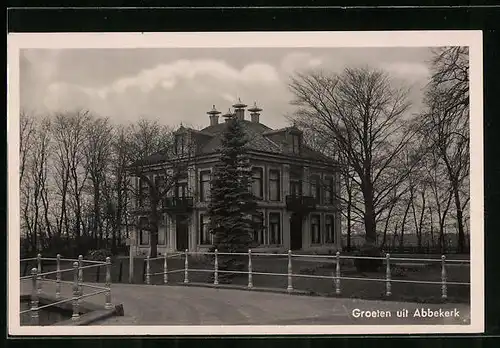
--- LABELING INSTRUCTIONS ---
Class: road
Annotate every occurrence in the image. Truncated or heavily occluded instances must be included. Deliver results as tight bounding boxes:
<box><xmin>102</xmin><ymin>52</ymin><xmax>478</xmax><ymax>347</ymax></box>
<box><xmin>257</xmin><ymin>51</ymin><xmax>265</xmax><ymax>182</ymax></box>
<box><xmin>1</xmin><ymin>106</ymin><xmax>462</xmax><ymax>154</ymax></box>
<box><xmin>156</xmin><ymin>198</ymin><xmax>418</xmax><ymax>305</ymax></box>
<box><xmin>21</xmin><ymin>280</ymin><xmax>470</xmax><ymax>326</ymax></box>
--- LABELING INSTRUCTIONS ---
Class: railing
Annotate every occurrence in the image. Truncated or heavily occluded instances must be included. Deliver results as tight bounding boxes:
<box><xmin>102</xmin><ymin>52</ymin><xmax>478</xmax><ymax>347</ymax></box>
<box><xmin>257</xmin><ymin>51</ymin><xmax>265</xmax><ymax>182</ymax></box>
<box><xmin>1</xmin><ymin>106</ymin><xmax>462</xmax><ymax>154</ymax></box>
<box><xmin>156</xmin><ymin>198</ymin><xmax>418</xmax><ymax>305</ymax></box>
<box><xmin>163</xmin><ymin>197</ymin><xmax>194</xmax><ymax>211</ymax></box>
<box><xmin>285</xmin><ymin>195</ymin><xmax>317</xmax><ymax>212</ymax></box>
<box><xmin>142</xmin><ymin>250</ymin><xmax>470</xmax><ymax>300</ymax></box>
<box><xmin>20</xmin><ymin>254</ymin><xmax>113</xmax><ymax>326</ymax></box>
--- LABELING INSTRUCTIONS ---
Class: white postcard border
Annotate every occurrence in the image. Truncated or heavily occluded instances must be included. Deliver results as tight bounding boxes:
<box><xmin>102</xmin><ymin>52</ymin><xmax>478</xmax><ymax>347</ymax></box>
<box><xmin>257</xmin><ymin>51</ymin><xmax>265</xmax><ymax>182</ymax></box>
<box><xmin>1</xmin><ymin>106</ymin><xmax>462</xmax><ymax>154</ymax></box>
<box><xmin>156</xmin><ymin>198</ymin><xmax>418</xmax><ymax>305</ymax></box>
<box><xmin>7</xmin><ymin>30</ymin><xmax>484</xmax><ymax>335</ymax></box>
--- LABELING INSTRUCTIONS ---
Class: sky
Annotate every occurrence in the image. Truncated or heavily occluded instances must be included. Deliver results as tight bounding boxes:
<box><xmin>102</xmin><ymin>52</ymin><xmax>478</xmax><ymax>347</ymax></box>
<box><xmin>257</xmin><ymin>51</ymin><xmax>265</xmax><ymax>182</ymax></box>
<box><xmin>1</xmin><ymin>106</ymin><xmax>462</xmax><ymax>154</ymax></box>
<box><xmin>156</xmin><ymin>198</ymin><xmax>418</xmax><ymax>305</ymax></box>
<box><xmin>20</xmin><ymin>47</ymin><xmax>434</xmax><ymax>130</ymax></box>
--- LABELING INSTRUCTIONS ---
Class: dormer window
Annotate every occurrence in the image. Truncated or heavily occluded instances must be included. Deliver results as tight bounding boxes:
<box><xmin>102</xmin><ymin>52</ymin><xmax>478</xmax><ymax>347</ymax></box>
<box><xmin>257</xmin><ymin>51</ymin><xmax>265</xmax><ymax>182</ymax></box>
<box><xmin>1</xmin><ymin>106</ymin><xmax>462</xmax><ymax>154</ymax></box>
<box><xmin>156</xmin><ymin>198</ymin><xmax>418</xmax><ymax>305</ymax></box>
<box><xmin>175</xmin><ymin>134</ymin><xmax>186</xmax><ymax>155</ymax></box>
<box><xmin>291</xmin><ymin>133</ymin><xmax>301</xmax><ymax>154</ymax></box>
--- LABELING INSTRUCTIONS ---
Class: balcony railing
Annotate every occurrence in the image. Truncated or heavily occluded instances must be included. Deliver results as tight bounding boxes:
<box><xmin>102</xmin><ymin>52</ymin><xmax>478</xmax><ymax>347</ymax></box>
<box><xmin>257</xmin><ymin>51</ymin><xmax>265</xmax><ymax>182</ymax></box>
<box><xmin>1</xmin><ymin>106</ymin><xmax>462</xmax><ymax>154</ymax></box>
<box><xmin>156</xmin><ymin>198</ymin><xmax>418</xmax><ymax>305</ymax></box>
<box><xmin>285</xmin><ymin>195</ymin><xmax>317</xmax><ymax>213</ymax></box>
<box><xmin>163</xmin><ymin>197</ymin><xmax>194</xmax><ymax>212</ymax></box>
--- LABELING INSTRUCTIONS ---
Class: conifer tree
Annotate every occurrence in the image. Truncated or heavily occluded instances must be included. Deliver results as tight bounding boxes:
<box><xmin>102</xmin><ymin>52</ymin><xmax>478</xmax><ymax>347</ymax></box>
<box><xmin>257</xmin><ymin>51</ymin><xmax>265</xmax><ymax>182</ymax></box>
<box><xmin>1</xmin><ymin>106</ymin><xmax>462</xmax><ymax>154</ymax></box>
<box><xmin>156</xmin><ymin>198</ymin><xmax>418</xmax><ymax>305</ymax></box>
<box><xmin>208</xmin><ymin>114</ymin><xmax>259</xmax><ymax>278</ymax></box>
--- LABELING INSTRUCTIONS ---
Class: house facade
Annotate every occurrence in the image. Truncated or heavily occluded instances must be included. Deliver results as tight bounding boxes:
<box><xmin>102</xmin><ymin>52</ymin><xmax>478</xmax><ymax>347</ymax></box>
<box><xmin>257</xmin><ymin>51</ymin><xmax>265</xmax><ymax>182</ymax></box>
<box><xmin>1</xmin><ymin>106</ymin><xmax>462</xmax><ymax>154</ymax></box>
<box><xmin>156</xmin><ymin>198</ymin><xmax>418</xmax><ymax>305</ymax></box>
<box><xmin>129</xmin><ymin>100</ymin><xmax>341</xmax><ymax>256</ymax></box>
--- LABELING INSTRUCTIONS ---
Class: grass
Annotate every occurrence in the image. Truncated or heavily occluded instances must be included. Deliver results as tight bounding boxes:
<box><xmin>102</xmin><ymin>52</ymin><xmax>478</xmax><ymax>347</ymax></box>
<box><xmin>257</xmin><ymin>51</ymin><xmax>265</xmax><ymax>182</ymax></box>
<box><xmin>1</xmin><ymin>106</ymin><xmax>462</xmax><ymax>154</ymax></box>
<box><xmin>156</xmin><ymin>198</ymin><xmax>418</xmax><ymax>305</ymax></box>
<box><xmin>21</xmin><ymin>254</ymin><xmax>470</xmax><ymax>304</ymax></box>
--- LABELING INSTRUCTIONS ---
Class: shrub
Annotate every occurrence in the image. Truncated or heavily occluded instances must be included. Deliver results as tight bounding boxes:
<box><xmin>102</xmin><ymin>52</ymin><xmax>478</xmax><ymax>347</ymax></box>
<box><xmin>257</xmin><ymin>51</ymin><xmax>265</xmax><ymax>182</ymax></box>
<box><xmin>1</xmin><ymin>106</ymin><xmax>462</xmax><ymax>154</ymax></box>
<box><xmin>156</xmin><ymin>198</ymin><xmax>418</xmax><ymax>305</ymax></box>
<box><xmin>86</xmin><ymin>249</ymin><xmax>113</xmax><ymax>262</ymax></box>
<box><xmin>353</xmin><ymin>243</ymin><xmax>383</xmax><ymax>273</ymax></box>
<box><xmin>299</xmin><ymin>266</ymin><xmax>317</xmax><ymax>275</ymax></box>
<box><xmin>391</xmin><ymin>266</ymin><xmax>407</xmax><ymax>277</ymax></box>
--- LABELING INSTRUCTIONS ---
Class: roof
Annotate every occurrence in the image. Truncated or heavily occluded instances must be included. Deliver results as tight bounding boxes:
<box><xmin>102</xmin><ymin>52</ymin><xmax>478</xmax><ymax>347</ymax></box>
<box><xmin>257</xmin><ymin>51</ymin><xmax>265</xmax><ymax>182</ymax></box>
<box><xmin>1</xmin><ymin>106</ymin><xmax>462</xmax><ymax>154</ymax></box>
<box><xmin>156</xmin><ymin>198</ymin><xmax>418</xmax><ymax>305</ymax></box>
<box><xmin>134</xmin><ymin>118</ymin><xmax>335</xmax><ymax>167</ymax></box>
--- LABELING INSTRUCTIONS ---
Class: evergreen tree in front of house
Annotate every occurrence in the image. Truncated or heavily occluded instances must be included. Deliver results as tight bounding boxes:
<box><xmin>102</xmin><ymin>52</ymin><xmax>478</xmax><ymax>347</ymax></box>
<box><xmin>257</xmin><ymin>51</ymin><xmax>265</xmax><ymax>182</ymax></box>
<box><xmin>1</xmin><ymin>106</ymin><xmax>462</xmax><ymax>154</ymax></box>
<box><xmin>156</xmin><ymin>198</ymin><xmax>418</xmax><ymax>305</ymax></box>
<box><xmin>208</xmin><ymin>114</ymin><xmax>259</xmax><ymax>281</ymax></box>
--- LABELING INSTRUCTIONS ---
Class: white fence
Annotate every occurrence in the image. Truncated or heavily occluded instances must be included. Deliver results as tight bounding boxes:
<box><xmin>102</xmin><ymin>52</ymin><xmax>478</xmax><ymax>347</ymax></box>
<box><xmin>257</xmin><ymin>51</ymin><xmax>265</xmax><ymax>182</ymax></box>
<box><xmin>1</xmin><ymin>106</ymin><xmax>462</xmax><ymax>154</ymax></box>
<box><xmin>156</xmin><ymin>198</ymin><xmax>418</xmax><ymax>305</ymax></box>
<box><xmin>143</xmin><ymin>249</ymin><xmax>470</xmax><ymax>300</ymax></box>
<box><xmin>20</xmin><ymin>254</ymin><xmax>112</xmax><ymax>325</ymax></box>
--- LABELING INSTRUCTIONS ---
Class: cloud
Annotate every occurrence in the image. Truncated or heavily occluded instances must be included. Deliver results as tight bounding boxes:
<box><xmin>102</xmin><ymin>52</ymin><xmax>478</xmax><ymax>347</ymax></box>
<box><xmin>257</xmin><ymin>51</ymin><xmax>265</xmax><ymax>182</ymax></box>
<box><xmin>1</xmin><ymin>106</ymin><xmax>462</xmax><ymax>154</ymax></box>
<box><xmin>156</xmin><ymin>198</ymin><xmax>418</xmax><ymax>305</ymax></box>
<box><xmin>94</xmin><ymin>59</ymin><xmax>280</xmax><ymax>97</ymax></box>
<box><xmin>21</xmin><ymin>50</ymin><xmax>61</xmax><ymax>81</ymax></box>
<box><xmin>20</xmin><ymin>49</ymin><xmax>432</xmax><ymax>131</ymax></box>
<box><xmin>28</xmin><ymin>58</ymin><xmax>290</xmax><ymax>128</ymax></box>
<box><xmin>280</xmin><ymin>52</ymin><xmax>324</xmax><ymax>75</ymax></box>
<box><xmin>379</xmin><ymin>62</ymin><xmax>430</xmax><ymax>79</ymax></box>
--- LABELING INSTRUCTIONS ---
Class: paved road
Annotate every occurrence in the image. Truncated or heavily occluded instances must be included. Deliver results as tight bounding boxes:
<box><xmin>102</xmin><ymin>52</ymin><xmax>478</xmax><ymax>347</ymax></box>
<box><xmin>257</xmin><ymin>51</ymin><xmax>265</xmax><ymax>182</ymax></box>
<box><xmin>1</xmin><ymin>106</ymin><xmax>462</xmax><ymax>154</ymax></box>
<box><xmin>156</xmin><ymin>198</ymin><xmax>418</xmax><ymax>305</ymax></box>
<box><xmin>21</xmin><ymin>280</ymin><xmax>470</xmax><ymax>326</ymax></box>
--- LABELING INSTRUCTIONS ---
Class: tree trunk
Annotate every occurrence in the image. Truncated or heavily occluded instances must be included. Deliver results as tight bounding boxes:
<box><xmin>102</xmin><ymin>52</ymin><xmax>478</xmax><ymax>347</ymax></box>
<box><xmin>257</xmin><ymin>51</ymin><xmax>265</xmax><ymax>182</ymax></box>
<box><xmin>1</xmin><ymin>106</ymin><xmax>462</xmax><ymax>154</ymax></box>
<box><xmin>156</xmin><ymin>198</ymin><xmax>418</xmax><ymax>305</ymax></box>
<box><xmin>346</xmin><ymin>193</ymin><xmax>352</xmax><ymax>251</ymax></box>
<box><xmin>362</xmin><ymin>182</ymin><xmax>377</xmax><ymax>245</ymax></box>
<box><xmin>381</xmin><ymin>201</ymin><xmax>396</xmax><ymax>249</ymax></box>
<box><xmin>417</xmin><ymin>191</ymin><xmax>426</xmax><ymax>252</ymax></box>
<box><xmin>399</xmin><ymin>198</ymin><xmax>411</xmax><ymax>251</ymax></box>
<box><xmin>149</xmin><ymin>200</ymin><xmax>159</xmax><ymax>258</ymax></box>
<box><xmin>429</xmin><ymin>207</ymin><xmax>435</xmax><ymax>248</ymax></box>
<box><xmin>93</xmin><ymin>177</ymin><xmax>101</xmax><ymax>249</ymax></box>
<box><xmin>453</xmin><ymin>187</ymin><xmax>466</xmax><ymax>253</ymax></box>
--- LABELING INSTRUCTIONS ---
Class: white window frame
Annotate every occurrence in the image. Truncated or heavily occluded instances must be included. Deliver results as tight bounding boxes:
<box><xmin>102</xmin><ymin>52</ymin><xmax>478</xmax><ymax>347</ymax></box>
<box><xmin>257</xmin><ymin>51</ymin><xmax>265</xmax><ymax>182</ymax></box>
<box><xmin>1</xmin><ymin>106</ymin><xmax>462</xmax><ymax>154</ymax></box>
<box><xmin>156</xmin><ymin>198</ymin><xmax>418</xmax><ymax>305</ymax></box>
<box><xmin>268</xmin><ymin>211</ymin><xmax>282</xmax><ymax>245</ymax></box>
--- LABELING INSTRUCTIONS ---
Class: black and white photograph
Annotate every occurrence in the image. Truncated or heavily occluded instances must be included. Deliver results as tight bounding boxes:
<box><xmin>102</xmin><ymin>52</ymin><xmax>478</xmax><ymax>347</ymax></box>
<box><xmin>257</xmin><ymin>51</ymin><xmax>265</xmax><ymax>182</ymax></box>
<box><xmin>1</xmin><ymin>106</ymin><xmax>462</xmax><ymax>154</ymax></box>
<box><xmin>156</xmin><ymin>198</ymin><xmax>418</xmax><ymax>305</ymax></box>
<box><xmin>7</xmin><ymin>31</ymin><xmax>484</xmax><ymax>335</ymax></box>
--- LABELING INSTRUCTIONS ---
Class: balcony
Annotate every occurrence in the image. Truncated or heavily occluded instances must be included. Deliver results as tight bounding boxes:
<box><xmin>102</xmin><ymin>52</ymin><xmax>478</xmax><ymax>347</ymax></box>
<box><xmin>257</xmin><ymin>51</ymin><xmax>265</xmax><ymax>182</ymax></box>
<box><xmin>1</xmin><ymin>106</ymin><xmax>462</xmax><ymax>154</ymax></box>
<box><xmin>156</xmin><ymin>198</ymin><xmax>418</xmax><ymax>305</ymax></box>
<box><xmin>163</xmin><ymin>196</ymin><xmax>194</xmax><ymax>213</ymax></box>
<box><xmin>285</xmin><ymin>195</ymin><xmax>317</xmax><ymax>213</ymax></box>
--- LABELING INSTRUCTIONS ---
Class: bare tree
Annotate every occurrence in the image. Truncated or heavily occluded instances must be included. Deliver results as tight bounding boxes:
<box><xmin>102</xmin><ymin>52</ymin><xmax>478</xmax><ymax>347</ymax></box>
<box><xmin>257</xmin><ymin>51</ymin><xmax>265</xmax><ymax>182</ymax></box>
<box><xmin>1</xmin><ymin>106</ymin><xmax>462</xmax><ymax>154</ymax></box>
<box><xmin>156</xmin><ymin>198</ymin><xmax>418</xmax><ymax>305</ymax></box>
<box><xmin>126</xmin><ymin>119</ymin><xmax>192</xmax><ymax>258</ymax></box>
<box><xmin>20</xmin><ymin>111</ymin><xmax>36</xmax><ymax>251</ymax></box>
<box><xmin>52</xmin><ymin>110</ymin><xmax>91</xmax><ymax>252</ymax></box>
<box><xmin>289</xmin><ymin>66</ymin><xmax>419</xmax><ymax>245</ymax></box>
<box><xmin>29</xmin><ymin>116</ymin><xmax>52</xmax><ymax>249</ymax></box>
<box><xmin>421</xmin><ymin>47</ymin><xmax>470</xmax><ymax>252</ymax></box>
<box><xmin>84</xmin><ymin>116</ymin><xmax>113</xmax><ymax>249</ymax></box>
<box><xmin>111</xmin><ymin>125</ymin><xmax>133</xmax><ymax>249</ymax></box>
<box><xmin>20</xmin><ymin>111</ymin><xmax>36</xmax><ymax>185</ymax></box>
<box><xmin>426</xmin><ymin>151</ymin><xmax>454</xmax><ymax>253</ymax></box>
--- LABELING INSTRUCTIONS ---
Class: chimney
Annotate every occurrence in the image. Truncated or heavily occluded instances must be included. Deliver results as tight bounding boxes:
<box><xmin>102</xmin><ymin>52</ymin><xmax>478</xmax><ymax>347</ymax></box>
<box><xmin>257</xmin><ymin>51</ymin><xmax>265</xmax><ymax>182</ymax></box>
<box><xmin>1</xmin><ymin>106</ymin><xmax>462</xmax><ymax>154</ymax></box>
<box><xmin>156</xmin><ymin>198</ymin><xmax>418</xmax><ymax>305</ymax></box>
<box><xmin>223</xmin><ymin>108</ymin><xmax>233</xmax><ymax>123</ymax></box>
<box><xmin>232</xmin><ymin>98</ymin><xmax>247</xmax><ymax>121</ymax></box>
<box><xmin>207</xmin><ymin>104</ymin><xmax>221</xmax><ymax>126</ymax></box>
<box><xmin>248</xmin><ymin>101</ymin><xmax>262</xmax><ymax>123</ymax></box>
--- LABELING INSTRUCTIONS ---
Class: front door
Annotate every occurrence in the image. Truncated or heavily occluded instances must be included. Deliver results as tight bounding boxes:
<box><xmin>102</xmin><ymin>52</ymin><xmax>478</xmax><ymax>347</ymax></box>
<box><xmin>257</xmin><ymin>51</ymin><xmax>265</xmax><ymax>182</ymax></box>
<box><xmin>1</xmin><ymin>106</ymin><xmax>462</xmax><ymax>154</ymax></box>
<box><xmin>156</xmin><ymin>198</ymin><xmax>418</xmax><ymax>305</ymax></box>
<box><xmin>176</xmin><ymin>215</ymin><xmax>189</xmax><ymax>251</ymax></box>
<box><xmin>290</xmin><ymin>213</ymin><xmax>303</xmax><ymax>250</ymax></box>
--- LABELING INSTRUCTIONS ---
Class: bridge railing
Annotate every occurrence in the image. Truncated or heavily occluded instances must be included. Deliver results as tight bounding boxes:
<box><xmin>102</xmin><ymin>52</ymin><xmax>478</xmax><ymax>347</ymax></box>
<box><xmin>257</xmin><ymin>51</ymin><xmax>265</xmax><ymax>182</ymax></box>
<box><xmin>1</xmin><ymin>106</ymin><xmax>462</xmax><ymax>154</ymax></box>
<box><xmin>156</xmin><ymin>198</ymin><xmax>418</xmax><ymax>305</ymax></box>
<box><xmin>143</xmin><ymin>250</ymin><xmax>470</xmax><ymax>300</ymax></box>
<box><xmin>20</xmin><ymin>254</ymin><xmax>113</xmax><ymax>325</ymax></box>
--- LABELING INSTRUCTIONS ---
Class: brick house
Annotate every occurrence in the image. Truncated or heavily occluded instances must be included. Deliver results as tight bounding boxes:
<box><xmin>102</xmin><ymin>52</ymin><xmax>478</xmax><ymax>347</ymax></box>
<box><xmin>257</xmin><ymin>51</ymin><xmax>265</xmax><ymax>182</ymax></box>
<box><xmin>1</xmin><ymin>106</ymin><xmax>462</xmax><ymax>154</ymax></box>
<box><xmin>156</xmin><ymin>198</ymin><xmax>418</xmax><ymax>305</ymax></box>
<box><xmin>130</xmin><ymin>100</ymin><xmax>341</xmax><ymax>256</ymax></box>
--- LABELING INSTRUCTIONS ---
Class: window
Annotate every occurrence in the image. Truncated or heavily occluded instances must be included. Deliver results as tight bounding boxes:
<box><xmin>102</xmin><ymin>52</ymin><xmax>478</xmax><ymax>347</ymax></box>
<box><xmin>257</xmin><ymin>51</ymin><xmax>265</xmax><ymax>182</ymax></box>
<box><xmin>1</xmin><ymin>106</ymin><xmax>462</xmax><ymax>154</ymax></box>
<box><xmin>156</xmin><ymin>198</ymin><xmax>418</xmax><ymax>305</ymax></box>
<box><xmin>324</xmin><ymin>177</ymin><xmax>334</xmax><ymax>204</ymax></box>
<box><xmin>269</xmin><ymin>169</ymin><xmax>281</xmax><ymax>201</ymax></box>
<box><xmin>325</xmin><ymin>215</ymin><xmax>334</xmax><ymax>243</ymax></box>
<box><xmin>175</xmin><ymin>134</ymin><xmax>186</xmax><ymax>155</ymax></box>
<box><xmin>252</xmin><ymin>212</ymin><xmax>264</xmax><ymax>245</ymax></box>
<box><xmin>158</xmin><ymin>214</ymin><xmax>167</xmax><ymax>245</ymax></box>
<box><xmin>269</xmin><ymin>213</ymin><xmax>281</xmax><ymax>244</ymax></box>
<box><xmin>176</xmin><ymin>181</ymin><xmax>188</xmax><ymax>198</ymax></box>
<box><xmin>311</xmin><ymin>215</ymin><xmax>321</xmax><ymax>244</ymax></box>
<box><xmin>290</xmin><ymin>168</ymin><xmax>302</xmax><ymax>196</ymax></box>
<box><xmin>311</xmin><ymin>175</ymin><xmax>321</xmax><ymax>203</ymax></box>
<box><xmin>291</xmin><ymin>134</ymin><xmax>301</xmax><ymax>154</ymax></box>
<box><xmin>199</xmin><ymin>214</ymin><xmax>212</xmax><ymax>245</ymax></box>
<box><xmin>252</xmin><ymin>167</ymin><xmax>263</xmax><ymax>198</ymax></box>
<box><xmin>138</xmin><ymin>178</ymin><xmax>149</xmax><ymax>206</ymax></box>
<box><xmin>139</xmin><ymin>217</ymin><xmax>149</xmax><ymax>245</ymax></box>
<box><xmin>200</xmin><ymin>171</ymin><xmax>211</xmax><ymax>202</ymax></box>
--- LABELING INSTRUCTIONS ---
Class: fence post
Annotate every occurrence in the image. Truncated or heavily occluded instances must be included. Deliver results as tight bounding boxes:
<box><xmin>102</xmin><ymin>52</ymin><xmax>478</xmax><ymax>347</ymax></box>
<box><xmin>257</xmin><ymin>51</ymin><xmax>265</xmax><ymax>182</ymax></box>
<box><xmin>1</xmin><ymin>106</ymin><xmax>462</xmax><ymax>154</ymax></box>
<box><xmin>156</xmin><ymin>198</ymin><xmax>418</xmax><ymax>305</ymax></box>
<box><xmin>105</xmin><ymin>257</ymin><xmax>113</xmax><ymax>309</ymax></box>
<box><xmin>441</xmin><ymin>255</ymin><xmax>447</xmax><ymax>300</ymax></box>
<box><xmin>287</xmin><ymin>250</ymin><xmax>293</xmax><ymax>293</ymax></box>
<box><xmin>72</xmin><ymin>262</ymin><xmax>80</xmax><ymax>321</ymax></box>
<box><xmin>163</xmin><ymin>252</ymin><xmax>168</xmax><ymax>284</ymax></box>
<box><xmin>335</xmin><ymin>251</ymin><xmax>341</xmax><ymax>295</ymax></box>
<box><xmin>247</xmin><ymin>249</ymin><xmax>253</xmax><ymax>289</ymax></box>
<box><xmin>214</xmin><ymin>249</ymin><xmax>219</xmax><ymax>286</ymax></box>
<box><xmin>78</xmin><ymin>255</ymin><xmax>83</xmax><ymax>296</ymax></box>
<box><xmin>36</xmin><ymin>253</ymin><xmax>42</xmax><ymax>294</ymax></box>
<box><xmin>184</xmin><ymin>249</ymin><xmax>189</xmax><ymax>284</ymax></box>
<box><xmin>30</xmin><ymin>268</ymin><xmax>39</xmax><ymax>326</ymax></box>
<box><xmin>56</xmin><ymin>254</ymin><xmax>61</xmax><ymax>300</ymax></box>
<box><xmin>146</xmin><ymin>256</ymin><xmax>151</xmax><ymax>285</ymax></box>
<box><xmin>385</xmin><ymin>253</ymin><xmax>392</xmax><ymax>297</ymax></box>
